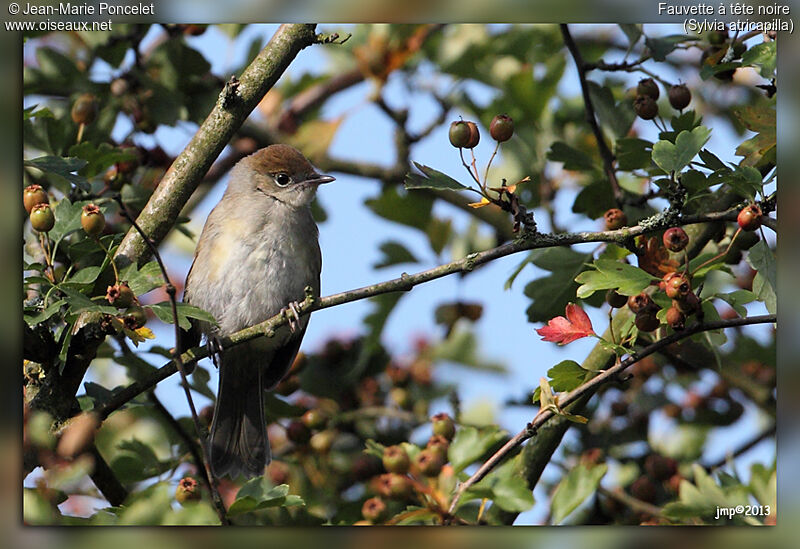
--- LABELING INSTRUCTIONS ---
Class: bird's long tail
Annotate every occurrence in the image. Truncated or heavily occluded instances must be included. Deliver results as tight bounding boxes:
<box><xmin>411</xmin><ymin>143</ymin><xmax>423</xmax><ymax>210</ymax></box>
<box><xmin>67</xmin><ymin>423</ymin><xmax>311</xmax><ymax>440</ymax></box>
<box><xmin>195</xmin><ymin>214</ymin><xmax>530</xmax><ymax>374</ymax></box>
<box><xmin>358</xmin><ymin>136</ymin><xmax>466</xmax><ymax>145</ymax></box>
<box><xmin>208</xmin><ymin>350</ymin><xmax>269</xmax><ymax>479</ymax></box>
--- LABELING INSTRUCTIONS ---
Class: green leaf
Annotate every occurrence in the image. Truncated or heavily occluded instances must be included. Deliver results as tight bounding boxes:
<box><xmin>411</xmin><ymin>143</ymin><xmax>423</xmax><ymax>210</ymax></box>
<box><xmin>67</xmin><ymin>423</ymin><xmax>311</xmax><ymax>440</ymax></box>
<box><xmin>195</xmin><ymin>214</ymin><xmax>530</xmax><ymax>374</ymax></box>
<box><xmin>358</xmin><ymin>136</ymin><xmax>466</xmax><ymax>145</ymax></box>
<box><xmin>651</xmin><ymin>126</ymin><xmax>712</xmax><ymax>173</ymax></box>
<box><xmin>575</xmin><ymin>259</ymin><xmax>656</xmax><ymax>298</ymax></box>
<box><xmin>524</xmin><ymin>248</ymin><xmax>593</xmax><ymax>323</ymax></box>
<box><xmin>146</xmin><ymin>302</ymin><xmax>216</xmax><ymax>330</ymax></box>
<box><xmin>120</xmin><ymin>261</ymin><xmax>164</xmax><ymax>296</ymax></box>
<box><xmin>111</xmin><ymin>439</ymin><xmax>172</xmax><ymax>483</ymax></box>
<box><xmin>68</xmin><ymin>142</ymin><xmax>138</xmax><ymax>179</ymax></box>
<box><xmin>405</xmin><ymin>162</ymin><xmax>469</xmax><ymax>191</ymax></box>
<box><xmin>726</xmin><ymin>165</ymin><xmax>763</xmax><ymax>200</ymax></box>
<box><xmin>430</xmin><ymin>328</ymin><xmax>506</xmax><ymax>372</ymax></box>
<box><xmin>25</xmin><ymin>299</ymin><xmax>66</xmax><ymax>326</ymax></box>
<box><xmin>448</xmin><ymin>425</ymin><xmax>507</xmax><ymax>473</ymax></box>
<box><xmin>615</xmin><ymin>138</ymin><xmax>652</xmax><ymax>170</ymax></box>
<box><xmin>619</xmin><ymin>24</ymin><xmax>642</xmax><ymax>48</ymax></box>
<box><xmin>365</xmin><ymin>187</ymin><xmax>434</xmax><ymax>232</ymax></box>
<box><xmin>532</xmin><ymin>360</ymin><xmax>589</xmax><ymax>403</ymax></box>
<box><xmin>227</xmin><ymin>481</ymin><xmax>304</xmax><ymax>516</ymax></box>
<box><xmin>550</xmin><ymin>464</ymin><xmax>608</xmax><ymax>524</ymax></box>
<box><xmin>25</xmin><ymin>156</ymin><xmax>89</xmax><ymax>191</ymax></box>
<box><xmin>714</xmin><ymin>290</ymin><xmax>756</xmax><ymax>317</ymax></box>
<box><xmin>746</xmin><ymin>241</ymin><xmax>776</xmax><ymax>295</ymax></box>
<box><xmin>645</xmin><ymin>34</ymin><xmax>694</xmax><ymax>61</ymax></box>
<box><xmin>68</xmin><ymin>266</ymin><xmax>102</xmax><ymax>285</ymax></box>
<box><xmin>587</xmin><ymin>81</ymin><xmax>635</xmax><ymax>139</ymax></box>
<box><xmin>373</xmin><ymin>241</ymin><xmax>419</xmax><ymax>269</ymax></box>
<box><xmin>663</xmin><ymin>465</ymin><xmax>755</xmax><ymax>524</ymax></box>
<box><xmin>547</xmin><ymin>142</ymin><xmax>595</xmax><ymax>172</ymax></box>
<box><xmin>464</xmin><ymin>454</ymin><xmax>534</xmax><ymax>513</ymax></box>
<box><xmin>571</xmin><ymin>179</ymin><xmax>617</xmax><ymax>220</ymax></box>
<box><xmin>740</xmin><ymin>41</ymin><xmax>776</xmax><ymax>78</ymax></box>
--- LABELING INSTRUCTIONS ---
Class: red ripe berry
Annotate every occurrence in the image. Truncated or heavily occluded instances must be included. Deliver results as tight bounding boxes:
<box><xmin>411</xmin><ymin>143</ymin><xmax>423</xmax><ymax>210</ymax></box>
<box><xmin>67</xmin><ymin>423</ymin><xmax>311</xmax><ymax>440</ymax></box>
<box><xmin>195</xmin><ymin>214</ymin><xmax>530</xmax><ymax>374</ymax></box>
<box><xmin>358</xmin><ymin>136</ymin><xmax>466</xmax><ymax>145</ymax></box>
<box><xmin>668</xmin><ymin>84</ymin><xmax>692</xmax><ymax>110</ymax></box>
<box><xmin>604</xmin><ymin>208</ymin><xmax>627</xmax><ymax>230</ymax></box>
<box><xmin>663</xmin><ymin>227</ymin><xmax>689</xmax><ymax>252</ymax></box>
<box><xmin>489</xmin><ymin>114</ymin><xmax>514</xmax><ymax>142</ymax></box>
<box><xmin>637</xmin><ymin>78</ymin><xmax>660</xmax><ymax>100</ymax></box>
<box><xmin>737</xmin><ymin>204</ymin><xmax>762</xmax><ymax>231</ymax></box>
<box><xmin>634</xmin><ymin>95</ymin><xmax>659</xmax><ymax>120</ymax></box>
<box><xmin>448</xmin><ymin>121</ymin><xmax>471</xmax><ymax>148</ymax></box>
<box><xmin>81</xmin><ymin>203</ymin><xmax>105</xmax><ymax>237</ymax></box>
<box><xmin>665</xmin><ymin>305</ymin><xmax>686</xmax><ymax>330</ymax></box>
<box><xmin>23</xmin><ymin>184</ymin><xmax>49</xmax><ymax>214</ymax></box>
<box><xmin>664</xmin><ymin>273</ymin><xmax>691</xmax><ymax>299</ymax></box>
<box><xmin>30</xmin><ymin>203</ymin><xmax>55</xmax><ymax>232</ymax></box>
<box><xmin>627</xmin><ymin>292</ymin><xmax>654</xmax><ymax>314</ymax></box>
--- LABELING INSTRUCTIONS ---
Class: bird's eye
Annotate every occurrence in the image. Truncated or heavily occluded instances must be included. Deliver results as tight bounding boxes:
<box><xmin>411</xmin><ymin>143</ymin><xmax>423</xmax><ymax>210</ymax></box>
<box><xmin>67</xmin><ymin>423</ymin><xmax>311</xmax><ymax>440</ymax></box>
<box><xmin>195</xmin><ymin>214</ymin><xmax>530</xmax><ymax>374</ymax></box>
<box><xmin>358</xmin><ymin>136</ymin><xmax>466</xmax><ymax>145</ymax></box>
<box><xmin>274</xmin><ymin>173</ymin><xmax>291</xmax><ymax>187</ymax></box>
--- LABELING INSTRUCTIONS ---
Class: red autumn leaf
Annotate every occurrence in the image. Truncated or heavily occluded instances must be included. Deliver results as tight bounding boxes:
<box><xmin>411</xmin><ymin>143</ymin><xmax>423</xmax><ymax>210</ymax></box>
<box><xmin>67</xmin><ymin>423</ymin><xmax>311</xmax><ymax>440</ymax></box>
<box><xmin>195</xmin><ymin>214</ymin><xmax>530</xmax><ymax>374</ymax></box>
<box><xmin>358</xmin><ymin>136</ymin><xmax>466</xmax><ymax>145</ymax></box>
<box><xmin>536</xmin><ymin>303</ymin><xmax>595</xmax><ymax>345</ymax></box>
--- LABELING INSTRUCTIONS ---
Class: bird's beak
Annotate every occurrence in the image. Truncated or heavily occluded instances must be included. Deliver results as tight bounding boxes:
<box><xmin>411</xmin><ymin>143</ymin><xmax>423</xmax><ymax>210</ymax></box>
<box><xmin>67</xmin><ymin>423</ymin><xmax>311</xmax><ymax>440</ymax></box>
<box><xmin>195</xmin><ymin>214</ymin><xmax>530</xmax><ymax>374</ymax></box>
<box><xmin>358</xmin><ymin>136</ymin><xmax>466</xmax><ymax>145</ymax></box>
<box><xmin>305</xmin><ymin>174</ymin><xmax>336</xmax><ymax>186</ymax></box>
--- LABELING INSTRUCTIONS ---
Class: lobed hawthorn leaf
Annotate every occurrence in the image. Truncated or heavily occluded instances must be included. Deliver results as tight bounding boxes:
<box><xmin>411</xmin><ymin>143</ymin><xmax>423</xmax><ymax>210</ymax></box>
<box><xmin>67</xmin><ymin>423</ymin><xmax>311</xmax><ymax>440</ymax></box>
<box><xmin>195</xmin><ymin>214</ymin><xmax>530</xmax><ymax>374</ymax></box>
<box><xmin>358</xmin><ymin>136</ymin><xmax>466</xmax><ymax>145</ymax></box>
<box><xmin>373</xmin><ymin>240</ymin><xmax>419</xmax><ymax>269</ymax></box>
<box><xmin>463</xmin><ymin>454</ymin><xmax>535</xmax><ymax>513</ymax></box>
<box><xmin>740</xmin><ymin>41</ymin><xmax>776</xmax><ymax>78</ymax></box>
<box><xmin>146</xmin><ymin>302</ymin><xmax>216</xmax><ymax>331</ymax></box>
<box><xmin>615</xmin><ymin>138</ymin><xmax>652</xmax><ymax>171</ymax></box>
<box><xmin>25</xmin><ymin>156</ymin><xmax>90</xmax><ymax>191</ymax></box>
<box><xmin>746</xmin><ymin>241</ymin><xmax>776</xmax><ymax>314</ymax></box>
<box><xmin>575</xmin><ymin>259</ymin><xmax>656</xmax><ymax>298</ymax></box>
<box><xmin>536</xmin><ymin>303</ymin><xmax>595</xmax><ymax>345</ymax></box>
<box><xmin>405</xmin><ymin>162</ymin><xmax>469</xmax><ymax>191</ymax></box>
<box><xmin>532</xmin><ymin>360</ymin><xmax>589</xmax><ymax>403</ymax></box>
<box><xmin>547</xmin><ymin>141</ymin><xmax>595</xmax><ymax>172</ymax></box>
<box><xmin>651</xmin><ymin>126</ymin><xmax>711</xmax><ymax>174</ymax></box>
<box><xmin>645</xmin><ymin>34</ymin><xmax>695</xmax><ymax>61</ymax></box>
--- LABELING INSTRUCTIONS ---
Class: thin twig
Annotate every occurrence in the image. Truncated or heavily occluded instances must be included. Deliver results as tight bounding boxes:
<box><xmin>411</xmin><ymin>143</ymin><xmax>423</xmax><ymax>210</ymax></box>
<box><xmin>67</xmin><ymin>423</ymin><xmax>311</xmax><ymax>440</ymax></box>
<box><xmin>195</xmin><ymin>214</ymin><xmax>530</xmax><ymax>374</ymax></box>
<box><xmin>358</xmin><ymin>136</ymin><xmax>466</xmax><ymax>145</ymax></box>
<box><xmin>92</xmin><ymin>206</ymin><xmax>765</xmax><ymax>422</ymax></box>
<box><xmin>444</xmin><ymin>313</ymin><xmax>776</xmax><ymax>519</ymax></box>
<box><xmin>114</xmin><ymin>196</ymin><xmax>230</xmax><ymax>526</ymax></box>
<box><xmin>704</xmin><ymin>423</ymin><xmax>776</xmax><ymax>470</ymax></box>
<box><xmin>597</xmin><ymin>486</ymin><xmax>664</xmax><ymax>520</ymax></box>
<box><xmin>560</xmin><ymin>24</ymin><xmax>623</xmax><ymax>204</ymax></box>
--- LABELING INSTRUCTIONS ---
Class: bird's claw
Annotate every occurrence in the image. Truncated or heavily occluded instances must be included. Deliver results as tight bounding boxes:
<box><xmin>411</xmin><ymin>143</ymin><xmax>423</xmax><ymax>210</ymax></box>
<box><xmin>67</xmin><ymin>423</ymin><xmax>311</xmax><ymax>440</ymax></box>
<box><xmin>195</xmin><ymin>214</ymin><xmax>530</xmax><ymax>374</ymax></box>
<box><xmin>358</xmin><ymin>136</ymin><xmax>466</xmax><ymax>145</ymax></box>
<box><xmin>207</xmin><ymin>336</ymin><xmax>223</xmax><ymax>369</ymax></box>
<box><xmin>282</xmin><ymin>301</ymin><xmax>302</xmax><ymax>333</ymax></box>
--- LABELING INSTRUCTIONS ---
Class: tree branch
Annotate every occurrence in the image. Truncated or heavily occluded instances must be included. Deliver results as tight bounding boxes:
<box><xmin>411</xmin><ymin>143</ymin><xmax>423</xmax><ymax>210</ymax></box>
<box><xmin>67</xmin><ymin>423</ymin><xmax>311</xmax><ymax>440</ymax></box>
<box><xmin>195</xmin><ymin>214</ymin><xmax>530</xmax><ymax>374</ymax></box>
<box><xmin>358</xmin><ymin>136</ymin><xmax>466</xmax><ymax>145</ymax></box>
<box><xmin>94</xmin><ymin>207</ymin><xmax>760</xmax><ymax>421</ymax></box>
<box><xmin>560</xmin><ymin>24</ymin><xmax>623</xmax><ymax>204</ymax></box>
<box><xmin>445</xmin><ymin>313</ymin><xmax>776</xmax><ymax>518</ymax></box>
<box><xmin>115</xmin><ymin>23</ymin><xmax>319</xmax><ymax>267</ymax></box>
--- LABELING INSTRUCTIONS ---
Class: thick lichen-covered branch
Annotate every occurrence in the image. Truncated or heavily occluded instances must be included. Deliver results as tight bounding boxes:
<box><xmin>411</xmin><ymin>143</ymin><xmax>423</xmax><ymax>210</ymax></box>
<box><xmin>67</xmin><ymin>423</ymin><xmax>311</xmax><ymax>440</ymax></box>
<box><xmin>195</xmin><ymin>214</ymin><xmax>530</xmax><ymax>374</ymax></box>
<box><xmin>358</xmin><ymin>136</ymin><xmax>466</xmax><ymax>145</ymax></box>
<box><xmin>115</xmin><ymin>23</ymin><xmax>318</xmax><ymax>267</ymax></box>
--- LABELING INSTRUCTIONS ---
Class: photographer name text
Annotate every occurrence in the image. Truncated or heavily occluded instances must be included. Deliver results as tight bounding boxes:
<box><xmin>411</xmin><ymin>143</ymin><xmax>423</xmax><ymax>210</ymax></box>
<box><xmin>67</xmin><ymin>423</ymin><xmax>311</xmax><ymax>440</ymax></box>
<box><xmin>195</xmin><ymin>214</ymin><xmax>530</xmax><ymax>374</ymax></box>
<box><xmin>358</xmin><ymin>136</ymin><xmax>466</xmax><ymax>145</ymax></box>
<box><xmin>20</xmin><ymin>2</ymin><xmax>154</xmax><ymax>15</ymax></box>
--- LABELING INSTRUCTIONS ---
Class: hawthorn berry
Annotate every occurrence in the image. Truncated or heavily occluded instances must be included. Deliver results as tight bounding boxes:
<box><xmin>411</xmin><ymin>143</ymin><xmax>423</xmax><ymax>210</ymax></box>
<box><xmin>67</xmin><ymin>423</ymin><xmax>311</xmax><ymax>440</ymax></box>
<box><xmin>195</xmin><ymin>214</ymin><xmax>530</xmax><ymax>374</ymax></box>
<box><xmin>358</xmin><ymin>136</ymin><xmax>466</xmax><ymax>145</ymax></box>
<box><xmin>175</xmin><ymin>477</ymin><xmax>200</xmax><ymax>504</ymax></box>
<box><xmin>634</xmin><ymin>95</ymin><xmax>658</xmax><ymax>120</ymax></box>
<box><xmin>81</xmin><ymin>204</ymin><xmax>105</xmax><ymax>237</ymax></box>
<box><xmin>664</xmin><ymin>273</ymin><xmax>691</xmax><ymax>300</ymax></box>
<box><xmin>362</xmin><ymin>497</ymin><xmax>388</xmax><ymax>523</ymax></box>
<box><xmin>489</xmin><ymin>114</ymin><xmax>514</xmax><ymax>142</ymax></box>
<box><xmin>635</xmin><ymin>310</ymin><xmax>660</xmax><ymax>332</ymax></box>
<box><xmin>431</xmin><ymin>412</ymin><xmax>456</xmax><ymax>440</ymax></box>
<box><xmin>663</xmin><ymin>227</ymin><xmax>689</xmax><ymax>252</ymax></box>
<box><xmin>414</xmin><ymin>448</ymin><xmax>445</xmax><ymax>477</ymax></box>
<box><xmin>23</xmin><ymin>184</ymin><xmax>48</xmax><ymax>214</ymax></box>
<box><xmin>668</xmin><ymin>84</ymin><xmax>691</xmax><ymax>110</ymax></box>
<box><xmin>382</xmin><ymin>445</ymin><xmax>411</xmax><ymax>474</ymax></box>
<box><xmin>286</xmin><ymin>420</ymin><xmax>311</xmax><ymax>444</ymax></box>
<box><xmin>464</xmin><ymin>121</ymin><xmax>480</xmax><ymax>148</ymax></box>
<box><xmin>604</xmin><ymin>208</ymin><xmax>627</xmax><ymax>230</ymax></box>
<box><xmin>606</xmin><ymin>290</ymin><xmax>628</xmax><ymax>309</ymax></box>
<box><xmin>665</xmin><ymin>305</ymin><xmax>686</xmax><ymax>331</ymax></box>
<box><xmin>627</xmin><ymin>292</ymin><xmax>654</xmax><ymax>314</ymax></box>
<box><xmin>637</xmin><ymin>78</ymin><xmax>660</xmax><ymax>100</ymax></box>
<box><xmin>71</xmin><ymin>93</ymin><xmax>98</xmax><ymax>125</ymax></box>
<box><xmin>106</xmin><ymin>282</ymin><xmax>135</xmax><ymax>308</ymax></box>
<box><xmin>449</xmin><ymin>121</ymin><xmax>471</xmax><ymax>148</ymax></box>
<box><xmin>737</xmin><ymin>204</ymin><xmax>762</xmax><ymax>231</ymax></box>
<box><xmin>30</xmin><ymin>203</ymin><xmax>55</xmax><ymax>232</ymax></box>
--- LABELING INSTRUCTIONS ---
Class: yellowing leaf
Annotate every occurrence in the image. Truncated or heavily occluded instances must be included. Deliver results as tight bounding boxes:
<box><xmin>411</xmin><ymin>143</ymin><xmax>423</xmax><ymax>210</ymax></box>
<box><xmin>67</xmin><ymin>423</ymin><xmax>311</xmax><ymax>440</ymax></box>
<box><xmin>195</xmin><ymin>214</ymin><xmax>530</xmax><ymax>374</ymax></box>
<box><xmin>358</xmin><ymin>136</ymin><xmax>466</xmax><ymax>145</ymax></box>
<box><xmin>288</xmin><ymin>117</ymin><xmax>342</xmax><ymax>162</ymax></box>
<box><xmin>468</xmin><ymin>197</ymin><xmax>490</xmax><ymax>208</ymax></box>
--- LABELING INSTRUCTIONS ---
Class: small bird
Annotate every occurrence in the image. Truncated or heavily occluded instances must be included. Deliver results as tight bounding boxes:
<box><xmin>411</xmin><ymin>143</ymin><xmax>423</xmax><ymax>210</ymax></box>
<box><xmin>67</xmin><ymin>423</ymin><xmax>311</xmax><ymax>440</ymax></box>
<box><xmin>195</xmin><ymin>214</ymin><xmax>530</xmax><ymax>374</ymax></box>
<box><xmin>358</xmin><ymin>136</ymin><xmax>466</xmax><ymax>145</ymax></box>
<box><xmin>183</xmin><ymin>144</ymin><xmax>334</xmax><ymax>478</ymax></box>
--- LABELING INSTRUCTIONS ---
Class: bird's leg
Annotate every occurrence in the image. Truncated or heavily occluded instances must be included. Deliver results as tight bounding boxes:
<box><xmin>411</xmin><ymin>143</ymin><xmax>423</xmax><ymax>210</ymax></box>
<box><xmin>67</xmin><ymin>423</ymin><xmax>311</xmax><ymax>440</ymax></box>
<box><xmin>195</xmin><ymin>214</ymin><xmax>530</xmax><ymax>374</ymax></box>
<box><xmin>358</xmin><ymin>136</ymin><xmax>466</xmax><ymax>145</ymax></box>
<box><xmin>281</xmin><ymin>301</ymin><xmax>303</xmax><ymax>333</ymax></box>
<box><xmin>207</xmin><ymin>335</ymin><xmax>223</xmax><ymax>369</ymax></box>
